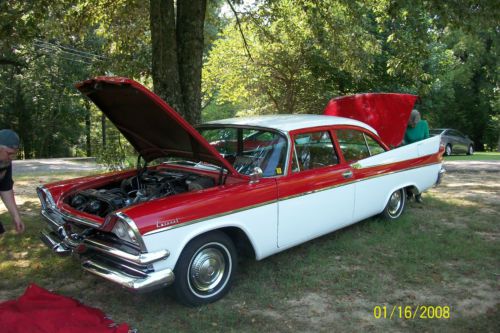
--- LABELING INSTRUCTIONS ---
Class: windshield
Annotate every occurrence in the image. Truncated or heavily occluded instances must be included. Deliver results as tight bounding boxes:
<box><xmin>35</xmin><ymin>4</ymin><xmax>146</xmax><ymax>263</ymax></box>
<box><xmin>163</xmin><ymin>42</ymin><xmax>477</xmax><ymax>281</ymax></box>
<box><xmin>197</xmin><ymin>126</ymin><xmax>288</xmax><ymax>177</ymax></box>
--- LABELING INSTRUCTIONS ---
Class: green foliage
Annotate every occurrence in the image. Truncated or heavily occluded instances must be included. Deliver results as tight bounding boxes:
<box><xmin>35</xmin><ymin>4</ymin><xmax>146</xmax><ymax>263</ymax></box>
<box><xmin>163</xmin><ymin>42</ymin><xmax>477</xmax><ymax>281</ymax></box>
<box><xmin>203</xmin><ymin>0</ymin><xmax>499</xmax><ymax>150</ymax></box>
<box><xmin>0</xmin><ymin>0</ymin><xmax>498</xmax><ymax>159</ymax></box>
<box><xmin>0</xmin><ymin>0</ymin><xmax>151</xmax><ymax>160</ymax></box>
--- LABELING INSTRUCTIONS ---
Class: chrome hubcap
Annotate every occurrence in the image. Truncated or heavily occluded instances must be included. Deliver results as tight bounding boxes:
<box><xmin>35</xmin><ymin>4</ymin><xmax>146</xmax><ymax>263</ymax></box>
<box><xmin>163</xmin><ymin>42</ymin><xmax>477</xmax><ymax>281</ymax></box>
<box><xmin>189</xmin><ymin>247</ymin><xmax>226</xmax><ymax>292</ymax></box>
<box><xmin>387</xmin><ymin>191</ymin><xmax>402</xmax><ymax>216</ymax></box>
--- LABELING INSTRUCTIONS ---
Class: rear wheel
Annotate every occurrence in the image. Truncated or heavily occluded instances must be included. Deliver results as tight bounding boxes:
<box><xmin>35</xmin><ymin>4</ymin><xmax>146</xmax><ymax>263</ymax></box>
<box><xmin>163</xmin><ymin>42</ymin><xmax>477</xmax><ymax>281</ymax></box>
<box><xmin>174</xmin><ymin>231</ymin><xmax>237</xmax><ymax>306</ymax></box>
<box><xmin>467</xmin><ymin>145</ymin><xmax>474</xmax><ymax>155</ymax></box>
<box><xmin>382</xmin><ymin>188</ymin><xmax>406</xmax><ymax>220</ymax></box>
<box><xmin>445</xmin><ymin>144</ymin><xmax>452</xmax><ymax>156</ymax></box>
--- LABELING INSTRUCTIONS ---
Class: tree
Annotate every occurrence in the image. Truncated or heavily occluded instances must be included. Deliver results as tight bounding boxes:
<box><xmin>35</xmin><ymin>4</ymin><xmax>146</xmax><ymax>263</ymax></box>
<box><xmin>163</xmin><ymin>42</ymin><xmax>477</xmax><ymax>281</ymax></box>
<box><xmin>150</xmin><ymin>0</ymin><xmax>207</xmax><ymax>125</ymax></box>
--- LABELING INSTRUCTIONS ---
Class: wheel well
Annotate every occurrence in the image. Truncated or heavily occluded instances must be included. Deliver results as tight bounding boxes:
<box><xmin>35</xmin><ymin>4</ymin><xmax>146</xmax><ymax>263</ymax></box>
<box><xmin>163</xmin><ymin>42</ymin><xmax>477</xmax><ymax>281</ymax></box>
<box><xmin>218</xmin><ymin>227</ymin><xmax>256</xmax><ymax>259</ymax></box>
<box><xmin>405</xmin><ymin>185</ymin><xmax>418</xmax><ymax>195</ymax></box>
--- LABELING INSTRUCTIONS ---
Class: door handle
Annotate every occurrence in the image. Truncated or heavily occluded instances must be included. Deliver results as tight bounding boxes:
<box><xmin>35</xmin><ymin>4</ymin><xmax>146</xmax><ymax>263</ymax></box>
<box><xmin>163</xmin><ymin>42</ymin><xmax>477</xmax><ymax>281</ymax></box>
<box><xmin>342</xmin><ymin>170</ymin><xmax>353</xmax><ymax>179</ymax></box>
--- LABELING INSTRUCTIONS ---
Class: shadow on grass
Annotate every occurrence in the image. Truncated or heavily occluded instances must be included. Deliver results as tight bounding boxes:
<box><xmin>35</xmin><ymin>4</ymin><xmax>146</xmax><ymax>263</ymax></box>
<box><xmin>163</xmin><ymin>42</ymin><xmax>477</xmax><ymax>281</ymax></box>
<box><xmin>1</xmin><ymin>193</ymin><xmax>498</xmax><ymax>332</ymax></box>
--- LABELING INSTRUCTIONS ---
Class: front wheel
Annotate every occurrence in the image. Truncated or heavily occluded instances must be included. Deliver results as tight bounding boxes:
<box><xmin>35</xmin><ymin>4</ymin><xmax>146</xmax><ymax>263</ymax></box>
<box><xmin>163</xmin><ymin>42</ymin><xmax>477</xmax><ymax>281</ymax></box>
<box><xmin>173</xmin><ymin>231</ymin><xmax>237</xmax><ymax>306</ymax></box>
<box><xmin>467</xmin><ymin>145</ymin><xmax>474</xmax><ymax>155</ymax></box>
<box><xmin>382</xmin><ymin>188</ymin><xmax>406</xmax><ymax>220</ymax></box>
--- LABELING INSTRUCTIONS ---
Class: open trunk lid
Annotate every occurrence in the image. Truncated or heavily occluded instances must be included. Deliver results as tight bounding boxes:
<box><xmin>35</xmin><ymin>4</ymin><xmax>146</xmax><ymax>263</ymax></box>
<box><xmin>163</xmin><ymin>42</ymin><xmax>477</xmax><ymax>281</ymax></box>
<box><xmin>323</xmin><ymin>93</ymin><xmax>418</xmax><ymax>147</ymax></box>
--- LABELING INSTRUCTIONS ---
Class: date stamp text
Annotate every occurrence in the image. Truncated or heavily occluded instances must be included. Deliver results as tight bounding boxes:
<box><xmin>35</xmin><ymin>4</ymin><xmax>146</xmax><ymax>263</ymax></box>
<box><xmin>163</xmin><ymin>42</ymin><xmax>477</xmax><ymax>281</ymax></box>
<box><xmin>373</xmin><ymin>305</ymin><xmax>450</xmax><ymax>320</ymax></box>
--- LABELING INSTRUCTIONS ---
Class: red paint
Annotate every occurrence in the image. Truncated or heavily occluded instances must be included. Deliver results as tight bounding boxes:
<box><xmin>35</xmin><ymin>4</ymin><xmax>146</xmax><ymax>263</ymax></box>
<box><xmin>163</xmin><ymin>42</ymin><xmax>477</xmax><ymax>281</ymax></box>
<box><xmin>125</xmin><ymin>178</ymin><xmax>278</xmax><ymax>235</ymax></box>
<box><xmin>323</xmin><ymin>93</ymin><xmax>418</xmax><ymax>147</ymax></box>
<box><xmin>43</xmin><ymin>149</ymin><xmax>442</xmax><ymax>235</ymax></box>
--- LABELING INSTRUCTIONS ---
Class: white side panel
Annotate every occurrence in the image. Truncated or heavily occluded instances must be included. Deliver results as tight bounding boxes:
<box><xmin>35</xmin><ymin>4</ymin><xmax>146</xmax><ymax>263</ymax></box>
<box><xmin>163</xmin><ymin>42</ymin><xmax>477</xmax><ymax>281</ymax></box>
<box><xmin>143</xmin><ymin>202</ymin><xmax>278</xmax><ymax>272</ymax></box>
<box><xmin>358</xmin><ymin>135</ymin><xmax>441</xmax><ymax>168</ymax></box>
<box><xmin>277</xmin><ymin>184</ymin><xmax>355</xmax><ymax>249</ymax></box>
<box><xmin>353</xmin><ymin>163</ymin><xmax>442</xmax><ymax>221</ymax></box>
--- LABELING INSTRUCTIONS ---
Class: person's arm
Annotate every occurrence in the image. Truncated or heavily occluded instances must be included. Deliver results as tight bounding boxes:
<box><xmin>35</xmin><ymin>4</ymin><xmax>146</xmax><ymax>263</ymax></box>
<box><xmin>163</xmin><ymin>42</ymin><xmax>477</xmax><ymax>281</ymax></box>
<box><xmin>0</xmin><ymin>190</ymin><xmax>25</xmax><ymax>233</ymax></box>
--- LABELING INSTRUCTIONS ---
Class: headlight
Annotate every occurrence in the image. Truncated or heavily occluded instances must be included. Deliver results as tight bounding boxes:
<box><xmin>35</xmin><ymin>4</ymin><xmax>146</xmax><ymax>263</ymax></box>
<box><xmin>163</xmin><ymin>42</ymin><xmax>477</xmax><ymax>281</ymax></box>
<box><xmin>111</xmin><ymin>216</ymin><xmax>140</xmax><ymax>247</ymax></box>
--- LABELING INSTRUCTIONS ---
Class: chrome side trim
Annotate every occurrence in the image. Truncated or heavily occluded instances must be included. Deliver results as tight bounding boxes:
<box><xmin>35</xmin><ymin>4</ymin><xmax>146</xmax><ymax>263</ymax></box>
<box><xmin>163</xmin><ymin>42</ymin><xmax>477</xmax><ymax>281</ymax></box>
<box><xmin>58</xmin><ymin>209</ymin><xmax>101</xmax><ymax>228</ymax></box>
<box><xmin>83</xmin><ymin>238</ymin><xmax>169</xmax><ymax>265</ymax></box>
<box><xmin>82</xmin><ymin>259</ymin><xmax>174</xmax><ymax>292</ymax></box>
<box><xmin>144</xmin><ymin>200</ymin><xmax>278</xmax><ymax>236</ymax></box>
<box><xmin>144</xmin><ymin>161</ymin><xmax>443</xmax><ymax>236</ymax></box>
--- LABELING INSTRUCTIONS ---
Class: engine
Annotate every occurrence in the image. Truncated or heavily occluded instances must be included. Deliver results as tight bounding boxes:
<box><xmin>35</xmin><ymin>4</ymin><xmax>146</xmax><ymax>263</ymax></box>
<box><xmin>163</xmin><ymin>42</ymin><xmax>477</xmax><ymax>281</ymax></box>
<box><xmin>67</xmin><ymin>169</ymin><xmax>215</xmax><ymax>218</ymax></box>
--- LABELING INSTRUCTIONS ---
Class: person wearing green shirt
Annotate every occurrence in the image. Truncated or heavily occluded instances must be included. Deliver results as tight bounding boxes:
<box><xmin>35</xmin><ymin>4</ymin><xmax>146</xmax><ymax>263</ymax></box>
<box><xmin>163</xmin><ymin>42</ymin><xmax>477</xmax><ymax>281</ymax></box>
<box><xmin>403</xmin><ymin>109</ymin><xmax>429</xmax><ymax>203</ymax></box>
<box><xmin>404</xmin><ymin>109</ymin><xmax>429</xmax><ymax>144</ymax></box>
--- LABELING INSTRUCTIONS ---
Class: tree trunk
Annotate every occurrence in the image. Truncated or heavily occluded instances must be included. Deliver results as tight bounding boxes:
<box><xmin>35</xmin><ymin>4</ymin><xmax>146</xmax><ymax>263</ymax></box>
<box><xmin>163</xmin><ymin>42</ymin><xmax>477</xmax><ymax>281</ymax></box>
<box><xmin>149</xmin><ymin>0</ymin><xmax>207</xmax><ymax>125</ymax></box>
<box><xmin>177</xmin><ymin>0</ymin><xmax>207</xmax><ymax>125</ymax></box>
<box><xmin>497</xmin><ymin>129</ymin><xmax>500</xmax><ymax>152</ymax></box>
<box><xmin>14</xmin><ymin>81</ymin><xmax>32</xmax><ymax>159</ymax></box>
<box><xmin>150</xmin><ymin>0</ymin><xmax>184</xmax><ymax>116</ymax></box>
<box><xmin>84</xmin><ymin>100</ymin><xmax>92</xmax><ymax>156</ymax></box>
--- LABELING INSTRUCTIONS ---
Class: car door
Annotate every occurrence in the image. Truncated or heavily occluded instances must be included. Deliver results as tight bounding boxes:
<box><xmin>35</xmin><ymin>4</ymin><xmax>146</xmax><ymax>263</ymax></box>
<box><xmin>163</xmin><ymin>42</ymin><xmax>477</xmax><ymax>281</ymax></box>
<box><xmin>277</xmin><ymin>129</ymin><xmax>355</xmax><ymax>249</ymax></box>
<box><xmin>335</xmin><ymin>128</ymin><xmax>394</xmax><ymax>221</ymax></box>
<box><xmin>449</xmin><ymin>130</ymin><xmax>465</xmax><ymax>153</ymax></box>
<box><xmin>455</xmin><ymin>130</ymin><xmax>468</xmax><ymax>153</ymax></box>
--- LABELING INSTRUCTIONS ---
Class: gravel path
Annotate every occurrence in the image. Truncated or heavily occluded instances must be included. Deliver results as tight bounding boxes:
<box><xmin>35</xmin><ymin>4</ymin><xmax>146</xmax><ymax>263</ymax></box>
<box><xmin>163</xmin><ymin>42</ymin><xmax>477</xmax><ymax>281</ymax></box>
<box><xmin>443</xmin><ymin>160</ymin><xmax>500</xmax><ymax>173</ymax></box>
<box><xmin>12</xmin><ymin>158</ymin><xmax>104</xmax><ymax>175</ymax></box>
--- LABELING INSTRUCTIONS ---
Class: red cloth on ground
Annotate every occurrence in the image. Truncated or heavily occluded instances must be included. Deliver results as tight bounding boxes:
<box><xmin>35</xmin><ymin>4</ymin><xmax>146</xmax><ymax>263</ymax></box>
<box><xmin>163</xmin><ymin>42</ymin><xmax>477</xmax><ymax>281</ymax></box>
<box><xmin>0</xmin><ymin>283</ymin><xmax>130</xmax><ymax>333</ymax></box>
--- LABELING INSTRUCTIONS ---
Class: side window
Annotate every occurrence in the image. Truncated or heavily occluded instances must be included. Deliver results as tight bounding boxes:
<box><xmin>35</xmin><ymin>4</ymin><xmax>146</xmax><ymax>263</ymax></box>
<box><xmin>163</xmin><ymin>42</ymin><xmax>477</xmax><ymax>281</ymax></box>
<box><xmin>336</xmin><ymin>129</ymin><xmax>372</xmax><ymax>163</ymax></box>
<box><xmin>292</xmin><ymin>131</ymin><xmax>338</xmax><ymax>172</ymax></box>
<box><xmin>364</xmin><ymin>135</ymin><xmax>386</xmax><ymax>156</ymax></box>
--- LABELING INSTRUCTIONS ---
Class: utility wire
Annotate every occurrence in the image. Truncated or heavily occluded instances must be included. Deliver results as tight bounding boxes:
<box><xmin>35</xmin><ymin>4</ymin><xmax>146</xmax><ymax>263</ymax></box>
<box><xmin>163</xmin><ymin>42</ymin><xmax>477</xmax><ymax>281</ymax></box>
<box><xmin>34</xmin><ymin>39</ymin><xmax>106</xmax><ymax>61</ymax></box>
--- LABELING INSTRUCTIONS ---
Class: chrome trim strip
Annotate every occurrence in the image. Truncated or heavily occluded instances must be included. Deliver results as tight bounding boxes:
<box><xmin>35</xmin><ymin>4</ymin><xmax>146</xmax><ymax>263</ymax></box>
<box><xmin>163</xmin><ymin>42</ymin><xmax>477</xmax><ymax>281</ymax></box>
<box><xmin>58</xmin><ymin>210</ymin><xmax>101</xmax><ymax>228</ymax></box>
<box><xmin>144</xmin><ymin>161</ymin><xmax>443</xmax><ymax>236</ymax></box>
<box><xmin>83</xmin><ymin>238</ymin><xmax>169</xmax><ymax>265</ymax></box>
<box><xmin>279</xmin><ymin>162</ymin><xmax>443</xmax><ymax>202</ymax></box>
<box><xmin>82</xmin><ymin>260</ymin><xmax>174</xmax><ymax>292</ymax></box>
<box><xmin>144</xmin><ymin>200</ymin><xmax>278</xmax><ymax>236</ymax></box>
<box><xmin>37</xmin><ymin>186</ymin><xmax>101</xmax><ymax>228</ymax></box>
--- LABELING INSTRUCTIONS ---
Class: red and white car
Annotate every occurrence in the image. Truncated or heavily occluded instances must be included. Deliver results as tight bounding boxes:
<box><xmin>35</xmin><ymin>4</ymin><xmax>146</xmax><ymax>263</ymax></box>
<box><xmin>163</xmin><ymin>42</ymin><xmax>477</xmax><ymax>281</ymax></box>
<box><xmin>38</xmin><ymin>77</ymin><xmax>445</xmax><ymax>306</ymax></box>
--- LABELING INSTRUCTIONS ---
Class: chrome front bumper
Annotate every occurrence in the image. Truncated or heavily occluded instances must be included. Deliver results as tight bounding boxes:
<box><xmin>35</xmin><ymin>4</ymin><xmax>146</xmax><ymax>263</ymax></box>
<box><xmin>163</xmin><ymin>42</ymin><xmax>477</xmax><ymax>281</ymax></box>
<box><xmin>40</xmin><ymin>229</ymin><xmax>174</xmax><ymax>292</ymax></box>
<box><xmin>82</xmin><ymin>259</ymin><xmax>174</xmax><ymax>292</ymax></box>
<box><xmin>38</xmin><ymin>198</ymin><xmax>174</xmax><ymax>292</ymax></box>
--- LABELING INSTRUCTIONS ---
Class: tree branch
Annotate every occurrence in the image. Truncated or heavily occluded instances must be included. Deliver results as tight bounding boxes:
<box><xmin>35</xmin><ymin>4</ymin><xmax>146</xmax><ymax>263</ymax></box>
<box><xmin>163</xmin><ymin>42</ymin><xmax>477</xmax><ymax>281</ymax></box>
<box><xmin>226</xmin><ymin>0</ymin><xmax>253</xmax><ymax>62</ymax></box>
<box><xmin>0</xmin><ymin>58</ymin><xmax>26</xmax><ymax>67</ymax></box>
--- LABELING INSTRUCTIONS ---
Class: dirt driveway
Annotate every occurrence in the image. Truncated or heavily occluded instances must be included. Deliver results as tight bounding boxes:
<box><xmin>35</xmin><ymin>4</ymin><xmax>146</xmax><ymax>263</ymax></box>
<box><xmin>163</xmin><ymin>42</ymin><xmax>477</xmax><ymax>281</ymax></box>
<box><xmin>12</xmin><ymin>157</ymin><xmax>103</xmax><ymax>175</ymax></box>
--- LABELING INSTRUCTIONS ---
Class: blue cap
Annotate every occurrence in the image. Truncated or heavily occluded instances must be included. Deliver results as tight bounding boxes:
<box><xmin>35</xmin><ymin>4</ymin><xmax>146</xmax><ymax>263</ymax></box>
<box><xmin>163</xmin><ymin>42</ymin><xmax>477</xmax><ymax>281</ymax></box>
<box><xmin>0</xmin><ymin>129</ymin><xmax>20</xmax><ymax>149</ymax></box>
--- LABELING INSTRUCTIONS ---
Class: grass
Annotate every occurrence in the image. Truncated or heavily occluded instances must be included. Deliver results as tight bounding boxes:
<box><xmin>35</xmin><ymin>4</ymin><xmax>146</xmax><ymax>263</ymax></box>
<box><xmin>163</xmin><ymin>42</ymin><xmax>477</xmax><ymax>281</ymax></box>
<box><xmin>1</xmin><ymin>170</ymin><xmax>499</xmax><ymax>332</ymax></box>
<box><xmin>444</xmin><ymin>151</ymin><xmax>500</xmax><ymax>161</ymax></box>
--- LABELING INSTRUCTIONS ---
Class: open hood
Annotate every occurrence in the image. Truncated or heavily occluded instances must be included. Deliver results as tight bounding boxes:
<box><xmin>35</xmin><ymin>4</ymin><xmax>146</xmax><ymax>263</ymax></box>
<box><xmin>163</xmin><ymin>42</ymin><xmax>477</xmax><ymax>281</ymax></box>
<box><xmin>76</xmin><ymin>76</ymin><xmax>237</xmax><ymax>173</ymax></box>
<box><xmin>323</xmin><ymin>93</ymin><xmax>418</xmax><ymax>147</ymax></box>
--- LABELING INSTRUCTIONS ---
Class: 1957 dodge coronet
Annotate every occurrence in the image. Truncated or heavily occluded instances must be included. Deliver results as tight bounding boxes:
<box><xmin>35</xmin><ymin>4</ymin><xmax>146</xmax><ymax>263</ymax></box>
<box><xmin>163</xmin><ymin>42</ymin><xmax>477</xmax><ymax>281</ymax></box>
<box><xmin>38</xmin><ymin>77</ymin><xmax>445</xmax><ymax>306</ymax></box>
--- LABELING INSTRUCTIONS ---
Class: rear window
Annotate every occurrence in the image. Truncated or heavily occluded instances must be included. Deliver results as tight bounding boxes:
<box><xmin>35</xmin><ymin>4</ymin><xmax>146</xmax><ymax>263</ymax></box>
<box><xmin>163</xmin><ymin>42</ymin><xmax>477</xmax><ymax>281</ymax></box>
<box><xmin>336</xmin><ymin>129</ymin><xmax>386</xmax><ymax>163</ymax></box>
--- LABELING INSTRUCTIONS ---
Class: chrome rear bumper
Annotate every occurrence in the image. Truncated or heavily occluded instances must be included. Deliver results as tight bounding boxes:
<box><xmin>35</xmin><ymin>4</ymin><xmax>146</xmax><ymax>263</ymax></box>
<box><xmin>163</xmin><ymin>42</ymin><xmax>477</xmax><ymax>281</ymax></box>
<box><xmin>435</xmin><ymin>167</ymin><xmax>446</xmax><ymax>186</ymax></box>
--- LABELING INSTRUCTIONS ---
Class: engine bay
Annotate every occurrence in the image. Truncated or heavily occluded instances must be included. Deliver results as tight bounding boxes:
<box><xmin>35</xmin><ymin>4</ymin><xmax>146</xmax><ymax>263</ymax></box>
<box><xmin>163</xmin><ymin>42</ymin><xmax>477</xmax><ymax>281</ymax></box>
<box><xmin>67</xmin><ymin>168</ymin><xmax>215</xmax><ymax>218</ymax></box>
